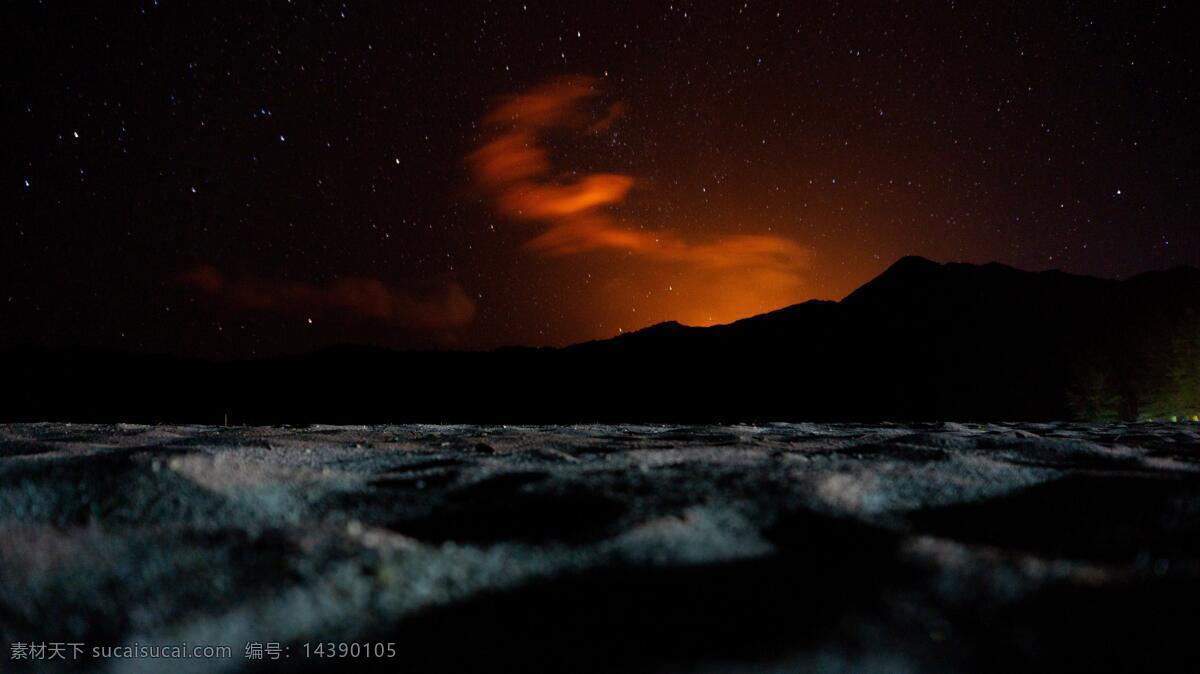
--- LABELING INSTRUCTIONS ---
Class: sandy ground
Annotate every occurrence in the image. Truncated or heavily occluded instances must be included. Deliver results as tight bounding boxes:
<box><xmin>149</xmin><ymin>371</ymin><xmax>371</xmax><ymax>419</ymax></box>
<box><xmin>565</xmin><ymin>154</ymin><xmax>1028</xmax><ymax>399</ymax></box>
<box><xmin>2</xmin><ymin>422</ymin><xmax>1198</xmax><ymax>673</ymax></box>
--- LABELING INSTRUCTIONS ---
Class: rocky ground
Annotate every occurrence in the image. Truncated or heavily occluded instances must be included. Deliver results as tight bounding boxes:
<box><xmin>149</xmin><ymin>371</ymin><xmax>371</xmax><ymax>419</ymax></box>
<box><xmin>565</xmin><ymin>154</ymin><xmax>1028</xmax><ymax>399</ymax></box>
<box><xmin>2</xmin><ymin>422</ymin><xmax>1199</xmax><ymax>673</ymax></box>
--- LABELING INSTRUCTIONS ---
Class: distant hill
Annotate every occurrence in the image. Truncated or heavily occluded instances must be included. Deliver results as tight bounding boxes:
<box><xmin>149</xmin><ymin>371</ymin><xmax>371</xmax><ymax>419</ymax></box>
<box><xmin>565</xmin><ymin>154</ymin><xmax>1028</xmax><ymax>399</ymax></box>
<box><xmin>2</xmin><ymin>257</ymin><xmax>1197</xmax><ymax>423</ymax></box>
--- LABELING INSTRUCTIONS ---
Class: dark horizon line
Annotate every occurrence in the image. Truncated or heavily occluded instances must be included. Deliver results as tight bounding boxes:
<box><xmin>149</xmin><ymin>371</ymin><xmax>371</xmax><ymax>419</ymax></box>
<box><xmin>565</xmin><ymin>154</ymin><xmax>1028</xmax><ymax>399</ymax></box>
<box><xmin>4</xmin><ymin>254</ymin><xmax>1197</xmax><ymax>362</ymax></box>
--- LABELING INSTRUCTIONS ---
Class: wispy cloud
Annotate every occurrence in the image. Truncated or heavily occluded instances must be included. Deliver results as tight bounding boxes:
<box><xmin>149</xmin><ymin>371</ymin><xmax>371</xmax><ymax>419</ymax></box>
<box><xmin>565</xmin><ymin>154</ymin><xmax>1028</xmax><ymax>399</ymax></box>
<box><xmin>179</xmin><ymin>265</ymin><xmax>476</xmax><ymax>331</ymax></box>
<box><xmin>469</xmin><ymin>76</ymin><xmax>809</xmax><ymax>324</ymax></box>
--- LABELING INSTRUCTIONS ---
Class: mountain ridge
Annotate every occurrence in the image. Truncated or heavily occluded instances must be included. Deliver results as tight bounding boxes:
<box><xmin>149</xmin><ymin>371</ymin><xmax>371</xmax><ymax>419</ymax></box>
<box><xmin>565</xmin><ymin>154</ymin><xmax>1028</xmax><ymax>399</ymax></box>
<box><xmin>3</xmin><ymin>256</ymin><xmax>1197</xmax><ymax>423</ymax></box>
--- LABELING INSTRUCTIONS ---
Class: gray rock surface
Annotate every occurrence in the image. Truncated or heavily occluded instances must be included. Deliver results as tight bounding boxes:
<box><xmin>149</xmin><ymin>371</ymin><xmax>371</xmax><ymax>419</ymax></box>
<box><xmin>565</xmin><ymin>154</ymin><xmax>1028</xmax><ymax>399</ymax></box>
<box><xmin>2</xmin><ymin>422</ymin><xmax>1199</xmax><ymax>672</ymax></box>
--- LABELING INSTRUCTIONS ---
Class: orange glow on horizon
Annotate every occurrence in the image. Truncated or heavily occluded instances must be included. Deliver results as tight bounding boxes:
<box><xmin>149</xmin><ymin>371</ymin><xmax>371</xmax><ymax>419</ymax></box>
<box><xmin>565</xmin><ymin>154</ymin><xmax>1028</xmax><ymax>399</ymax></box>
<box><xmin>469</xmin><ymin>76</ymin><xmax>811</xmax><ymax>336</ymax></box>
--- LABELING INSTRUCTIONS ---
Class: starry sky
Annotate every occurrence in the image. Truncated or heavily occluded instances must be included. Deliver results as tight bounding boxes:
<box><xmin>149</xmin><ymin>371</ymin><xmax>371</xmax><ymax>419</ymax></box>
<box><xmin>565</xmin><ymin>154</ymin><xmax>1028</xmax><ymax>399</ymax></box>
<box><xmin>6</xmin><ymin>1</ymin><xmax>1198</xmax><ymax>356</ymax></box>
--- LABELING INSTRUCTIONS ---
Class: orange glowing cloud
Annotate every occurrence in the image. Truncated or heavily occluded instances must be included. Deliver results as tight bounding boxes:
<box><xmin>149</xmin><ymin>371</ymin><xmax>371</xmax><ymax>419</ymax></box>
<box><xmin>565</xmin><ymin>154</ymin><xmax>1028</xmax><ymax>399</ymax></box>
<box><xmin>470</xmin><ymin>77</ymin><xmax>633</xmax><ymax>235</ymax></box>
<box><xmin>179</xmin><ymin>265</ymin><xmax>476</xmax><ymax>331</ymax></box>
<box><xmin>469</xmin><ymin>76</ymin><xmax>809</xmax><ymax>328</ymax></box>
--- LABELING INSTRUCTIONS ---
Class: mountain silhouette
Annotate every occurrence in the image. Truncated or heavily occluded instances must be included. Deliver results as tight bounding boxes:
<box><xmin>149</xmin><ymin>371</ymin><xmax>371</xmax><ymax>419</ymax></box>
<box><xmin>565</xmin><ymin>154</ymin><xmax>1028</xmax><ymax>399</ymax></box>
<box><xmin>3</xmin><ymin>257</ymin><xmax>1197</xmax><ymax>423</ymax></box>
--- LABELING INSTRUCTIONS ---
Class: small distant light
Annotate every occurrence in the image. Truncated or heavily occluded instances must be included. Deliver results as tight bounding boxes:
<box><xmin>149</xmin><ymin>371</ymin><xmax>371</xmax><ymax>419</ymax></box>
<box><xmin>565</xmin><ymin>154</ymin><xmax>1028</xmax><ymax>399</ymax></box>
<box><xmin>73</xmin><ymin>130</ymin><xmax>80</xmax><ymax>139</ymax></box>
<box><xmin>306</xmin><ymin>318</ymin><xmax>313</xmax><ymax>325</ymax></box>
<box><xmin>279</xmin><ymin>134</ymin><xmax>286</xmax><ymax>142</ymax></box>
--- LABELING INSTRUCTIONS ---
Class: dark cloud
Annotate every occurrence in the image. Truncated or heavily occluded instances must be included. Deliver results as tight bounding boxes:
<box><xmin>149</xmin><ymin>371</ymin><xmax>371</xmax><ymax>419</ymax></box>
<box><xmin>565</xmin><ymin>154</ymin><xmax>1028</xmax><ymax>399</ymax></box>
<box><xmin>179</xmin><ymin>265</ymin><xmax>476</xmax><ymax>331</ymax></box>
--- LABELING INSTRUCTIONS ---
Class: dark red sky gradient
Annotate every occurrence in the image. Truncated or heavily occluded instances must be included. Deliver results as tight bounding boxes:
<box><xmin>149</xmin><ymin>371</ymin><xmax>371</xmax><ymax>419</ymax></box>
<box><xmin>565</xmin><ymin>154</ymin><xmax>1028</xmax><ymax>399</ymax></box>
<box><xmin>5</xmin><ymin>2</ymin><xmax>1198</xmax><ymax>356</ymax></box>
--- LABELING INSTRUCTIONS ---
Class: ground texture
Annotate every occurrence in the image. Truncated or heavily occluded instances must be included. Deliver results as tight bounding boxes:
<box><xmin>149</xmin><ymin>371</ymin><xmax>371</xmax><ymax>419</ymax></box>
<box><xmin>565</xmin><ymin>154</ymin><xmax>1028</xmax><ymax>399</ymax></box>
<box><xmin>2</xmin><ymin>422</ymin><xmax>1199</xmax><ymax>673</ymax></box>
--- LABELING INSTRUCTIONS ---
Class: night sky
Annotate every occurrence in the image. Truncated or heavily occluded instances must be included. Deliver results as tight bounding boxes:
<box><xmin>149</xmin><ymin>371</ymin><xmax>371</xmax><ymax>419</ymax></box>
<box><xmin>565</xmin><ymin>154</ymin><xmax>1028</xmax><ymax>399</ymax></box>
<box><xmin>6</xmin><ymin>1</ymin><xmax>1197</xmax><ymax>357</ymax></box>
